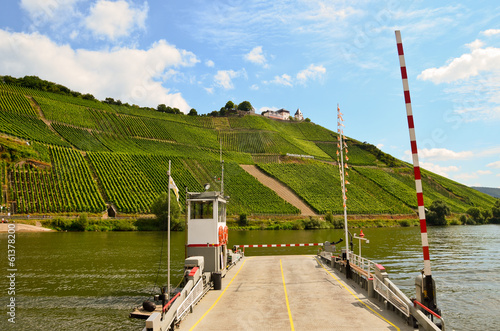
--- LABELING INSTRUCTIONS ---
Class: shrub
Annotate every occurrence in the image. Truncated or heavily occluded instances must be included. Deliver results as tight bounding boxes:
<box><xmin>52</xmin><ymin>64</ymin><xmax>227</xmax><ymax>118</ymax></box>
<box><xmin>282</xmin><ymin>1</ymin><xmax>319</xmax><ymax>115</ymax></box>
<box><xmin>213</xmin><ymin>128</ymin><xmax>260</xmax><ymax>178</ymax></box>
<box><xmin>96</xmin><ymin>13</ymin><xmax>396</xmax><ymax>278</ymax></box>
<box><xmin>151</xmin><ymin>192</ymin><xmax>184</xmax><ymax>231</ymax></box>
<box><xmin>303</xmin><ymin>217</ymin><xmax>321</xmax><ymax>229</ymax></box>
<box><xmin>398</xmin><ymin>220</ymin><xmax>410</xmax><ymax>227</ymax></box>
<box><xmin>134</xmin><ymin>217</ymin><xmax>160</xmax><ymax>231</ymax></box>
<box><xmin>238</xmin><ymin>213</ymin><xmax>248</xmax><ymax>227</ymax></box>
<box><xmin>49</xmin><ymin>217</ymin><xmax>71</xmax><ymax>231</ymax></box>
<box><xmin>72</xmin><ymin>213</ymin><xmax>89</xmax><ymax>231</ymax></box>
<box><xmin>113</xmin><ymin>219</ymin><xmax>136</xmax><ymax>231</ymax></box>
<box><xmin>426</xmin><ymin>200</ymin><xmax>450</xmax><ymax>226</ymax></box>
<box><xmin>467</xmin><ymin>207</ymin><xmax>484</xmax><ymax>224</ymax></box>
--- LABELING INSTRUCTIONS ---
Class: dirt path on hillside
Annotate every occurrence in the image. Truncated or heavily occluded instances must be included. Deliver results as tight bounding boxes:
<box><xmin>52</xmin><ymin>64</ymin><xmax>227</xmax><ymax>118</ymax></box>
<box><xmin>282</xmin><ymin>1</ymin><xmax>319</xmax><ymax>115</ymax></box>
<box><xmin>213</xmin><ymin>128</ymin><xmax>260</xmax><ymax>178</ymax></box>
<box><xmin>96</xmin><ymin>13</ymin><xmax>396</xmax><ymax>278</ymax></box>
<box><xmin>240</xmin><ymin>164</ymin><xmax>317</xmax><ymax>216</ymax></box>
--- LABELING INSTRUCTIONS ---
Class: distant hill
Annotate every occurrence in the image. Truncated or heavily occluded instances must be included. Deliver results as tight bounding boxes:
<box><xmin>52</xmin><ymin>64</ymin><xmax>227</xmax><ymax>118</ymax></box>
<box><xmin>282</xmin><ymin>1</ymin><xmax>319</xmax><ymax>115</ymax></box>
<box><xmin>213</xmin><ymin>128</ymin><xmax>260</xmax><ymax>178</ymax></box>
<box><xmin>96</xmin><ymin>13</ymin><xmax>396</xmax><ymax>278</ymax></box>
<box><xmin>0</xmin><ymin>77</ymin><xmax>496</xmax><ymax>216</ymax></box>
<box><xmin>471</xmin><ymin>187</ymin><xmax>500</xmax><ymax>199</ymax></box>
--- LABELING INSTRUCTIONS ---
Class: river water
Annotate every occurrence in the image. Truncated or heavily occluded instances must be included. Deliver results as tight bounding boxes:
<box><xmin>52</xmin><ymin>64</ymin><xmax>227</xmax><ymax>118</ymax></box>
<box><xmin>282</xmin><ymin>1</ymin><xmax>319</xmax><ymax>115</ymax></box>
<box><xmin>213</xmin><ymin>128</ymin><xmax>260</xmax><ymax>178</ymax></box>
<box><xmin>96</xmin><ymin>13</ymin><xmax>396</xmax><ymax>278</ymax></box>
<box><xmin>0</xmin><ymin>225</ymin><xmax>498</xmax><ymax>330</ymax></box>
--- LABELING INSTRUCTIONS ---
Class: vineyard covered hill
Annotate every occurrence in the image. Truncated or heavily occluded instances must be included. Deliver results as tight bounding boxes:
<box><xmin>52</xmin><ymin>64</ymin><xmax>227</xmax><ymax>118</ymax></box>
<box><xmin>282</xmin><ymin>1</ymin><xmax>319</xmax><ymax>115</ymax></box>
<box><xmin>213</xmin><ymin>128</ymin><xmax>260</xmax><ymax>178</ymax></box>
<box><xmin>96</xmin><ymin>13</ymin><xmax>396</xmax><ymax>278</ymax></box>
<box><xmin>0</xmin><ymin>80</ymin><xmax>496</xmax><ymax>217</ymax></box>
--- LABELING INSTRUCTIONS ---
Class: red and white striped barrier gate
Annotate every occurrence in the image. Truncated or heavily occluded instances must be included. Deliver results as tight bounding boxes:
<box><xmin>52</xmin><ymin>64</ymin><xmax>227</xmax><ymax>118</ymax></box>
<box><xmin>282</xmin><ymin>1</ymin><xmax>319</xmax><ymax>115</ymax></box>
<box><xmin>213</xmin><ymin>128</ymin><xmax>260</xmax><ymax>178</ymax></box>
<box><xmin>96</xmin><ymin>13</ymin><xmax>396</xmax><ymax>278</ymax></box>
<box><xmin>235</xmin><ymin>243</ymin><xmax>323</xmax><ymax>248</ymax></box>
<box><xmin>395</xmin><ymin>30</ymin><xmax>437</xmax><ymax>312</ymax></box>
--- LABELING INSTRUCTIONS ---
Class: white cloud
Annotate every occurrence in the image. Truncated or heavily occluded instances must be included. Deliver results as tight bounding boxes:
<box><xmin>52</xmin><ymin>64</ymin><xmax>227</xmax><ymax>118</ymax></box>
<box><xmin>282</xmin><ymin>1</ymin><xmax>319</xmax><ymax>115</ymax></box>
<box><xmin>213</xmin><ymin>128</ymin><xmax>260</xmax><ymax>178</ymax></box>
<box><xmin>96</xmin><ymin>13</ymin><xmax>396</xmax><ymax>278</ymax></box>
<box><xmin>244</xmin><ymin>46</ymin><xmax>268</xmax><ymax>67</ymax></box>
<box><xmin>482</xmin><ymin>29</ymin><xmax>500</xmax><ymax>36</ymax></box>
<box><xmin>453</xmin><ymin>170</ymin><xmax>493</xmax><ymax>182</ymax></box>
<box><xmin>296</xmin><ymin>64</ymin><xmax>326</xmax><ymax>85</ymax></box>
<box><xmin>487</xmin><ymin>161</ymin><xmax>500</xmax><ymax>168</ymax></box>
<box><xmin>20</xmin><ymin>0</ymin><xmax>79</xmax><ymax>25</ymax></box>
<box><xmin>418</xmin><ymin>46</ymin><xmax>500</xmax><ymax>84</ymax></box>
<box><xmin>270</xmin><ymin>74</ymin><xmax>293</xmax><ymax>87</ymax></box>
<box><xmin>0</xmin><ymin>29</ymin><xmax>197</xmax><ymax>112</ymax></box>
<box><xmin>376</xmin><ymin>143</ymin><xmax>384</xmax><ymax>149</ymax></box>
<box><xmin>214</xmin><ymin>70</ymin><xmax>241</xmax><ymax>89</ymax></box>
<box><xmin>420</xmin><ymin>161</ymin><xmax>459</xmax><ymax>177</ymax></box>
<box><xmin>250</xmin><ymin>84</ymin><xmax>259</xmax><ymax>90</ymax></box>
<box><xmin>466</xmin><ymin>39</ymin><xmax>485</xmax><ymax>50</ymax></box>
<box><xmin>418</xmin><ymin>148</ymin><xmax>474</xmax><ymax>161</ymax></box>
<box><xmin>205</xmin><ymin>60</ymin><xmax>215</xmax><ymax>67</ymax></box>
<box><xmin>85</xmin><ymin>0</ymin><xmax>148</xmax><ymax>40</ymax></box>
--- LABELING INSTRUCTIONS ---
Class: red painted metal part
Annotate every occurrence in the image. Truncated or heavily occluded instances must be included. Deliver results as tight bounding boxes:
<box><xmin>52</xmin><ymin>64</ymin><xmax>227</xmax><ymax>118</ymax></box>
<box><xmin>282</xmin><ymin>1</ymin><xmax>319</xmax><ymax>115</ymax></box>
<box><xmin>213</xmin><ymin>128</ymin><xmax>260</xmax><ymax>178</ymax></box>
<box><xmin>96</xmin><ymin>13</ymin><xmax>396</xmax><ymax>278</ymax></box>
<box><xmin>162</xmin><ymin>292</ymin><xmax>181</xmax><ymax>313</ymax></box>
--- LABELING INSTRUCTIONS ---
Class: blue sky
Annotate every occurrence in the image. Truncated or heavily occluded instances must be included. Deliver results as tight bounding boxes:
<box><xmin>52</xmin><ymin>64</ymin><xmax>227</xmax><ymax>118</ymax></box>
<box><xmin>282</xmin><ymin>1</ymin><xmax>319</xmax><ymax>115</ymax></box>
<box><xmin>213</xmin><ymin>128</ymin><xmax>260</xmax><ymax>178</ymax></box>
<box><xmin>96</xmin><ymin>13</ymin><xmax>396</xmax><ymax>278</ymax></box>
<box><xmin>0</xmin><ymin>0</ymin><xmax>499</xmax><ymax>188</ymax></box>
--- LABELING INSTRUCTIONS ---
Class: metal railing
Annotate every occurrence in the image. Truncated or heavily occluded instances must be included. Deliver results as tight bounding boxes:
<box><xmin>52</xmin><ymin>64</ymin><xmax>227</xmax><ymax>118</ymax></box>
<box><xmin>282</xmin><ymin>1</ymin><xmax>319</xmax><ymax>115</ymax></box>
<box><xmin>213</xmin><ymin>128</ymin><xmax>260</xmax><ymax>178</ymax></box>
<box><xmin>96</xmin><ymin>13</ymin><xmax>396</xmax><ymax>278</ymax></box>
<box><xmin>373</xmin><ymin>276</ymin><xmax>410</xmax><ymax>317</ymax></box>
<box><xmin>348</xmin><ymin>251</ymin><xmax>374</xmax><ymax>278</ymax></box>
<box><xmin>176</xmin><ymin>278</ymin><xmax>203</xmax><ymax>320</ymax></box>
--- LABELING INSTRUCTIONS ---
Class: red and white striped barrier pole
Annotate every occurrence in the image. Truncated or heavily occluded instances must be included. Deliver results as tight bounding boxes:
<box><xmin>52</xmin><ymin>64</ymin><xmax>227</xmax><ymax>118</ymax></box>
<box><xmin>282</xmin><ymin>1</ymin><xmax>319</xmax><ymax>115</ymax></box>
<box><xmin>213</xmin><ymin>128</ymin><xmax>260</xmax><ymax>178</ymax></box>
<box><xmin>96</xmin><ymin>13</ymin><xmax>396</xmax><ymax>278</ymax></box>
<box><xmin>395</xmin><ymin>30</ymin><xmax>437</xmax><ymax>312</ymax></box>
<box><xmin>235</xmin><ymin>243</ymin><xmax>324</xmax><ymax>248</ymax></box>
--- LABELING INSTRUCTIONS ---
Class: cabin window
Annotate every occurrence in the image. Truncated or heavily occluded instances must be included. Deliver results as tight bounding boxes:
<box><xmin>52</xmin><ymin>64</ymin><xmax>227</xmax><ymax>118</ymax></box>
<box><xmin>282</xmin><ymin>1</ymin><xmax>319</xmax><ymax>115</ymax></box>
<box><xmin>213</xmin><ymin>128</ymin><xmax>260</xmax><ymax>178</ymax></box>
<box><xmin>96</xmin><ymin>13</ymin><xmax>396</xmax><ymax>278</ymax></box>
<box><xmin>218</xmin><ymin>201</ymin><xmax>226</xmax><ymax>222</ymax></box>
<box><xmin>191</xmin><ymin>201</ymin><xmax>214</xmax><ymax>219</ymax></box>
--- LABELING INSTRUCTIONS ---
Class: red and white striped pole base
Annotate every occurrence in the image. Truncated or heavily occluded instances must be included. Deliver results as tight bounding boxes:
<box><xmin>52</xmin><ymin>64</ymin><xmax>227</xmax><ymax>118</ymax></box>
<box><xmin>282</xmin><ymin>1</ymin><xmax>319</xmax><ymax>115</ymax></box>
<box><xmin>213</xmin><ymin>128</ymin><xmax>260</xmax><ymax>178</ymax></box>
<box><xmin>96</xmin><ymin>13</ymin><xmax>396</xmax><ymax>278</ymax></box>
<box><xmin>395</xmin><ymin>30</ymin><xmax>437</xmax><ymax>312</ymax></box>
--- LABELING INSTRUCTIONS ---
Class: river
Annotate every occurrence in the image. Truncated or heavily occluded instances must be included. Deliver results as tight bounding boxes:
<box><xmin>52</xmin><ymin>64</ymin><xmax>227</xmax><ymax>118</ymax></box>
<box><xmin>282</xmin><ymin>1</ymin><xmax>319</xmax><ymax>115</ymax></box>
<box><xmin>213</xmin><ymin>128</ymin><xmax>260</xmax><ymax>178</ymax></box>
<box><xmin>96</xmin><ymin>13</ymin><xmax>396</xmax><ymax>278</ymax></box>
<box><xmin>0</xmin><ymin>225</ymin><xmax>498</xmax><ymax>330</ymax></box>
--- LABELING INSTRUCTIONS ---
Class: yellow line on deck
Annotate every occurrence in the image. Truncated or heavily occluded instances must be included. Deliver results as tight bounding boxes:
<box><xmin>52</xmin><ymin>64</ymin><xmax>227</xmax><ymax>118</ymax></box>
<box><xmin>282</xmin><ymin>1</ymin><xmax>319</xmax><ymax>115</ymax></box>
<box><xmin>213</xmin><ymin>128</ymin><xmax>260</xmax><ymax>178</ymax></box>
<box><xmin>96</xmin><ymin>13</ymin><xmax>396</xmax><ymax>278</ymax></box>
<box><xmin>280</xmin><ymin>259</ymin><xmax>295</xmax><ymax>331</ymax></box>
<box><xmin>189</xmin><ymin>258</ymin><xmax>251</xmax><ymax>331</ymax></box>
<box><xmin>315</xmin><ymin>257</ymin><xmax>400</xmax><ymax>331</ymax></box>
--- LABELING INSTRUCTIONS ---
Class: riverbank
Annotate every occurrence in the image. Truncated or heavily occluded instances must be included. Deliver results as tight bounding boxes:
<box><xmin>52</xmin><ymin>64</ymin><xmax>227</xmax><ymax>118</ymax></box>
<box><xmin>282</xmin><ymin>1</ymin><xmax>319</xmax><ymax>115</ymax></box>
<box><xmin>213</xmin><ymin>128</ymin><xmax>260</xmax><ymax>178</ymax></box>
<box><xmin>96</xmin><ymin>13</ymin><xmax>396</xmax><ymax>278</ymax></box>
<box><xmin>1</xmin><ymin>214</ymin><xmax>423</xmax><ymax>232</ymax></box>
<box><xmin>0</xmin><ymin>223</ymin><xmax>54</xmax><ymax>232</ymax></box>
<box><xmin>8</xmin><ymin>211</ymin><xmax>493</xmax><ymax>232</ymax></box>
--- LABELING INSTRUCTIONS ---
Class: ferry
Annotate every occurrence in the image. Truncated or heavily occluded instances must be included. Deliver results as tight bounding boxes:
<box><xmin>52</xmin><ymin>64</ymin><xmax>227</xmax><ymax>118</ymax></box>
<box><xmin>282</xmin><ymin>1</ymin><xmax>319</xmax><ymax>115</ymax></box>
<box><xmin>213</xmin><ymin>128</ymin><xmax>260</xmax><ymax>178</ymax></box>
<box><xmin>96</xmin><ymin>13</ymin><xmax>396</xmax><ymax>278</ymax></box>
<box><xmin>130</xmin><ymin>188</ymin><xmax>444</xmax><ymax>331</ymax></box>
<box><xmin>130</xmin><ymin>30</ymin><xmax>444</xmax><ymax>331</ymax></box>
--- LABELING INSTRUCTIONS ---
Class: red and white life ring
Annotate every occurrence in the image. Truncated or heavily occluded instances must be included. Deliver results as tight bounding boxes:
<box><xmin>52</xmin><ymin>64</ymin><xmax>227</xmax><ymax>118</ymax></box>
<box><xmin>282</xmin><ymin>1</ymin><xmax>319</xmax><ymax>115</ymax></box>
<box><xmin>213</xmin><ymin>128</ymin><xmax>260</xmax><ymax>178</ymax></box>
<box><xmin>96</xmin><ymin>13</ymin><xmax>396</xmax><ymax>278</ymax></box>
<box><xmin>218</xmin><ymin>226</ymin><xmax>224</xmax><ymax>244</ymax></box>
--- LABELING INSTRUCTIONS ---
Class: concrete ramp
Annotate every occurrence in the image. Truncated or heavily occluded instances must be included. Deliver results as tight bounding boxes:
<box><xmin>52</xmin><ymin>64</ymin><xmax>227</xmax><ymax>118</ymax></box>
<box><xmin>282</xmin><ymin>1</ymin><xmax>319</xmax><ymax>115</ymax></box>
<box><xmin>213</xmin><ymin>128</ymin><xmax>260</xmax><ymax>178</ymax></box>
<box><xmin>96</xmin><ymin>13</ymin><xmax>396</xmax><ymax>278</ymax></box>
<box><xmin>178</xmin><ymin>255</ymin><xmax>414</xmax><ymax>331</ymax></box>
<box><xmin>240</xmin><ymin>165</ymin><xmax>317</xmax><ymax>216</ymax></box>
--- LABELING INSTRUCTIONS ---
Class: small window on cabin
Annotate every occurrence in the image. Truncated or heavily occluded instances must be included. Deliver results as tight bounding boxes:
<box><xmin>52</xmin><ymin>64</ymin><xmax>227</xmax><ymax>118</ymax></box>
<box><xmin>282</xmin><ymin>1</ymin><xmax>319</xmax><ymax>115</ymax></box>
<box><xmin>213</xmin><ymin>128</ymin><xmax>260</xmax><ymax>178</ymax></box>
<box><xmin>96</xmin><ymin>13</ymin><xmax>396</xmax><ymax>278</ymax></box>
<box><xmin>191</xmin><ymin>201</ymin><xmax>214</xmax><ymax>219</ymax></box>
<box><xmin>218</xmin><ymin>201</ymin><xmax>226</xmax><ymax>222</ymax></box>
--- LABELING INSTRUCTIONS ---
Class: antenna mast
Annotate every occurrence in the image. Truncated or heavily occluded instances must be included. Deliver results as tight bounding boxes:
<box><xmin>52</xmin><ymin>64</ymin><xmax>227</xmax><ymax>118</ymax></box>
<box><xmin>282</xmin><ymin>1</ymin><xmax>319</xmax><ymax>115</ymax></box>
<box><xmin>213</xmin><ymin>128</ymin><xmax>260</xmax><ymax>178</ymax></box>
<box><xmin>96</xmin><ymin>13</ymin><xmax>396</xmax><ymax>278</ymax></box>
<box><xmin>337</xmin><ymin>104</ymin><xmax>351</xmax><ymax>278</ymax></box>
<box><xmin>220</xmin><ymin>142</ymin><xmax>224</xmax><ymax>195</ymax></box>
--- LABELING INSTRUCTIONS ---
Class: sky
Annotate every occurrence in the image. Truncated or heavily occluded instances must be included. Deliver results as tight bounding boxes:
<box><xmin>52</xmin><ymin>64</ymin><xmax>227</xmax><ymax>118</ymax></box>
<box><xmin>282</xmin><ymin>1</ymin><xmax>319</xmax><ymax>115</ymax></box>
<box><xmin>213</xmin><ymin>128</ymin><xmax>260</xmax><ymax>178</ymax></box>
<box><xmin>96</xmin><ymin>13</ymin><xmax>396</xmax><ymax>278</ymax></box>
<box><xmin>0</xmin><ymin>0</ymin><xmax>499</xmax><ymax>188</ymax></box>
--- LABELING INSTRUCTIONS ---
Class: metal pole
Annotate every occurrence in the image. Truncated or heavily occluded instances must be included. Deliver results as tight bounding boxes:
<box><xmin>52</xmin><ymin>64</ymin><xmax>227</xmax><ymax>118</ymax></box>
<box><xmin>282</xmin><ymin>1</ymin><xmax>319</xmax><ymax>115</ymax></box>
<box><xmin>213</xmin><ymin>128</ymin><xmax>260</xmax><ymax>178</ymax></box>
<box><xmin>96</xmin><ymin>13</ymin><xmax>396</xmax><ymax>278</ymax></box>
<box><xmin>338</xmin><ymin>104</ymin><xmax>350</xmax><ymax>278</ymax></box>
<box><xmin>395</xmin><ymin>30</ymin><xmax>436</xmax><ymax>311</ymax></box>
<box><xmin>167</xmin><ymin>160</ymin><xmax>171</xmax><ymax>299</ymax></box>
<box><xmin>220</xmin><ymin>142</ymin><xmax>224</xmax><ymax>196</ymax></box>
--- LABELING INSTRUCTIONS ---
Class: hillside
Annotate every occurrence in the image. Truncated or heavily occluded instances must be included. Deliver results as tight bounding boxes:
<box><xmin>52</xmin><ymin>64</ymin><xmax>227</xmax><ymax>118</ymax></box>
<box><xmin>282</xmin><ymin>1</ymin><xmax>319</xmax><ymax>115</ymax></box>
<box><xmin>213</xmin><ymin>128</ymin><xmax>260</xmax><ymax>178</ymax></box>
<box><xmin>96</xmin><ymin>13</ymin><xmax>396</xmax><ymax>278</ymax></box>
<box><xmin>471</xmin><ymin>187</ymin><xmax>500</xmax><ymax>199</ymax></box>
<box><xmin>0</xmin><ymin>79</ymin><xmax>496</xmax><ymax>217</ymax></box>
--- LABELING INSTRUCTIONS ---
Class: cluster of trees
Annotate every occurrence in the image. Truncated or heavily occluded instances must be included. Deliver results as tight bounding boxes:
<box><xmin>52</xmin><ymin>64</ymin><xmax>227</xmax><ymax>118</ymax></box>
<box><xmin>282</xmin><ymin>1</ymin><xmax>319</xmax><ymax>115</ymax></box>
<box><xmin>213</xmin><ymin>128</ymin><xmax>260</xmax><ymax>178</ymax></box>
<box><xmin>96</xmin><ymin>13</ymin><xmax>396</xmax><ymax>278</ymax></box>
<box><xmin>1</xmin><ymin>75</ymin><xmax>96</xmax><ymax>100</ymax></box>
<box><xmin>426</xmin><ymin>199</ymin><xmax>500</xmax><ymax>225</ymax></box>
<box><xmin>1</xmin><ymin>76</ymin><xmax>267</xmax><ymax>120</ymax></box>
<box><xmin>358</xmin><ymin>142</ymin><xmax>401</xmax><ymax>167</ymax></box>
<box><xmin>207</xmin><ymin>100</ymin><xmax>254</xmax><ymax>117</ymax></box>
<box><xmin>462</xmin><ymin>200</ymin><xmax>500</xmax><ymax>225</ymax></box>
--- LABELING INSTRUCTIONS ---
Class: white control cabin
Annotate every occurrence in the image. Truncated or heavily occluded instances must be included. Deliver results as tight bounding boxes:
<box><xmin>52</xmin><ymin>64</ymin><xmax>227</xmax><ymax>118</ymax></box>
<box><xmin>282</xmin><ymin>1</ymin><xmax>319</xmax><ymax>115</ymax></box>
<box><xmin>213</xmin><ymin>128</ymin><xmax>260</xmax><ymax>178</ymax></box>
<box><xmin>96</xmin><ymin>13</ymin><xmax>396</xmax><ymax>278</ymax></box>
<box><xmin>186</xmin><ymin>191</ymin><xmax>228</xmax><ymax>275</ymax></box>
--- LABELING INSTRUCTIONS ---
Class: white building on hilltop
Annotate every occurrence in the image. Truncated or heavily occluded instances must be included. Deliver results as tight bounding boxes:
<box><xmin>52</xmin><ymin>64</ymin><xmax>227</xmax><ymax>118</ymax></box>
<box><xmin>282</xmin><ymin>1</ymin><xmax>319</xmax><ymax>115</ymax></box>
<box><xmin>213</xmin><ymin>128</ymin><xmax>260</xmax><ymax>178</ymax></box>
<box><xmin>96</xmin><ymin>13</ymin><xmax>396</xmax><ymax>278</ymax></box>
<box><xmin>262</xmin><ymin>108</ymin><xmax>305</xmax><ymax>121</ymax></box>
<box><xmin>294</xmin><ymin>108</ymin><xmax>303</xmax><ymax>121</ymax></box>
<box><xmin>262</xmin><ymin>108</ymin><xmax>290</xmax><ymax>120</ymax></box>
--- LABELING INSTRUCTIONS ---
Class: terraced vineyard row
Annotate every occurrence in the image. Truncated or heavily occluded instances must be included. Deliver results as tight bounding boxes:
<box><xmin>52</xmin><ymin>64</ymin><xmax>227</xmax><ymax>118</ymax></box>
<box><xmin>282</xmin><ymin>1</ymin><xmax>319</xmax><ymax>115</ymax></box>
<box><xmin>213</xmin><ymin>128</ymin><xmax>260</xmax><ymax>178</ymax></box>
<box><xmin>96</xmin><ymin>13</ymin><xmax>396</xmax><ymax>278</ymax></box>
<box><xmin>49</xmin><ymin>147</ymin><xmax>106</xmax><ymax>212</ymax></box>
<box><xmin>193</xmin><ymin>159</ymin><xmax>300</xmax><ymax>215</ymax></box>
<box><xmin>219</xmin><ymin>131</ymin><xmax>306</xmax><ymax>155</ymax></box>
<box><xmin>316</xmin><ymin>142</ymin><xmax>379</xmax><ymax>166</ymax></box>
<box><xmin>0</xmin><ymin>110</ymin><xmax>69</xmax><ymax>146</ymax></box>
<box><xmin>0</xmin><ymin>91</ymin><xmax>37</xmax><ymax>117</ymax></box>
<box><xmin>87</xmin><ymin>152</ymin><xmax>203</xmax><ymax>213</ymax></box>
<box><xmin>52</xmin><ymin>123</ymin><xmax>109</xmax><ymax>152</ymax></box>
<box><xmin>11</xmin><ymin>152</ymin><xmax>106</xmax><ymax>214</ymax></box>
<box><xmin>258</xmin><ymin>162</ymin><xmax>414</xmax><ymax>214</ymax></box>
<box><xmin>35</xmin><ymin>96</ymin><xmax>100</xmax><ymax>129</ymax></box>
